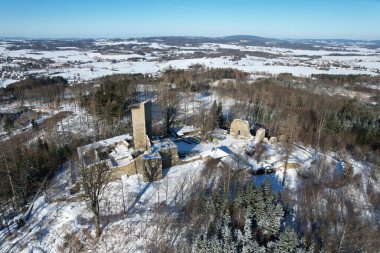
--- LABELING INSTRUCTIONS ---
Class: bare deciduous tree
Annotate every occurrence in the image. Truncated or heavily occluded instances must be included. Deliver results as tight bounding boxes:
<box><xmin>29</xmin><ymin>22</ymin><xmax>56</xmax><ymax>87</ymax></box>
<box><xmin>280</xmin><ymin>113</ymin><xmax>299</xmax><ymax>186</ymax></box>
<box><xmin>79</xmin><ymin>161</ymin><xmax>112</xmax><ymax>238</ymax></box>
<box><xmin>157</xmin><ymin>84</ymin><xmax>180</xmax><ymax>135</ymax></box>
<box><xmin>0</xmin><ymin>203</ymin><xmax>12</xmax><ymax>235</ymax></box>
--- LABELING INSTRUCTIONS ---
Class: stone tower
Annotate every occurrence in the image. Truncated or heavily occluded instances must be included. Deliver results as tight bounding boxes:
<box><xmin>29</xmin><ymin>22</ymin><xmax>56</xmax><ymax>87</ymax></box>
<box><xmin>131</xmin><ymin>101</ymin><xmax>152</xmax><ymax>150</ymax></box>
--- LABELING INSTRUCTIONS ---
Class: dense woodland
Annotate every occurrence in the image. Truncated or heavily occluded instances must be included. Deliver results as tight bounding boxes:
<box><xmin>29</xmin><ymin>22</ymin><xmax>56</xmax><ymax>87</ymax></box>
<box><xmin>0</xmin><ymin>76</ymin><xmax>68</xmax><ymax>102</ymax></box>
<box><xmin>81</xmin><ymin>75</ymin><xmax>141</xmax><ymax>120</ymax></box>
<box><xmin>0</xmin><ymin>69</ymin><xmax>379</xmax><ymax>252</ymax></box>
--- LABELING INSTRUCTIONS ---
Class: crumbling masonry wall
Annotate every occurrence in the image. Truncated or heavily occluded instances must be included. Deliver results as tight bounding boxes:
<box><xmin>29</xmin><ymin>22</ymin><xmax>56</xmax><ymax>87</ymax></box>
<box><xmin>141</xmin><ymin>156</ymin><xmax>163</xmax><ymax>182</ymax></box>
<box><xmin>113</xmin><ymin>156</ymin><xmax>143</xmax><ymax>179</ymax></box>
<box><xmin>159</xmin><ymin>146</ymin><xmax>179</xmax><ymax>169</ymax></box>
<box><xmin>112</xmin><ymin>155</ymin><xmax>162</xmax><ymax>182</ymax></box>
<box><xmin>230</xmin><ymin>119</ymin><xmax>252</xmax><ymax>138</ymax></box>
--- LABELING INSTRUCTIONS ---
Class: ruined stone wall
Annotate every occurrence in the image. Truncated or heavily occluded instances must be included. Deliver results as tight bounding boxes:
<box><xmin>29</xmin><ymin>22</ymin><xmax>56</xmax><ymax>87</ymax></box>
<box><xmin>118</xmin><ymin>140</ymin><xmax>130</xmax><ymax>149</ymax></box>
<box><xmin>159</xmin><ymin>146</ymin><xmax>179</xmax><ymax>168</ymax></box>
<box><xmin>142</xmin><ymin>157</ymin><xmax>163</xmax><ymax>181</ymax></box>
<box><xmin>254</xmin><ymin>128</ymin><xmax>266</xmax><ymax>143</ymax></box>
<box><xmin>113</xmin><ymin>154</ymin><xmax>164</xmax><ymax>182</ymax></box>
<box><xmin>112</xmin><ymin>156</ymin><xmax>143</xmax><ymax>179</ymax></box>
<box><xmin>286</xmin><ymin>162</ymin><xmax>301</xmax><ymax>169</ymax></box>
<box><xmin>269</xmin><ymin>137</ymin><xmax>278</xmax><ymax>144</ymax></box>
<box><xmin>230</xmin><ymin>119</ymin><xmax>252</xmax><ymax>138</ymax></box>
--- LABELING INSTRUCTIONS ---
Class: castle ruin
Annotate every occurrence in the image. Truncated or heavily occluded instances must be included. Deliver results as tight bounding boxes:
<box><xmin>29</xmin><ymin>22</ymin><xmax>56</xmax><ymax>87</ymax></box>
<box><xmin>131</xmin><ymin>100</ymin><xmax>152</xmax><ymax>150</ymax></box>
<box><xmin>230</xmin><ymin>119</ymin><xmax>252</xmax><ymax>138</ymax></box>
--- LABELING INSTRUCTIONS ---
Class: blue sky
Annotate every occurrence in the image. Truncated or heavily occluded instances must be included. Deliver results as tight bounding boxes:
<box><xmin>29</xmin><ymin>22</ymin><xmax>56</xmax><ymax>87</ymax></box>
<box><xmin>0</xmin><ymin>0</ymin><xmax>379</xmax><ymax>39</ymax></box>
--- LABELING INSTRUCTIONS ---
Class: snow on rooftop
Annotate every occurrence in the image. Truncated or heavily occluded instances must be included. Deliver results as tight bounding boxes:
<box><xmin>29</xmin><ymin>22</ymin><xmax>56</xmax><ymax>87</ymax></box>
<box><xmin>174</xmin><ymin>139</ymin><xmax>214</xmax><ymax>154</ymax></box>
<box><xmin>109</xmin><ymin>144</ymin><xmax>134</xmax><ymax>167</ymax></box>
<box><xmin>142</xmin><ymin>151</ymin><xmax>161</xmax><ymax>160</ymax></box>
<box><xmin>200</xmin><ymin>147</ymin><xmax>230</xmax><ymax>159</ymax></box>
<box><xmin>151</xmin><ymin>139</ymin><xmax>177</xmax><ymax>150</ymax></box>
<box><xmin>171</xmin><ymin>125</ymin><xmax>198</xmax><ymax>136</ymax></box>
<box><xmin>77</xmin><ymin>134</ymin><xmax>133</xmax><ymax>162</ymax></box>
<box><xmin>79</xmin><ymin>134</ymin><xmax>132</xmax><ymax>151</ymax></box>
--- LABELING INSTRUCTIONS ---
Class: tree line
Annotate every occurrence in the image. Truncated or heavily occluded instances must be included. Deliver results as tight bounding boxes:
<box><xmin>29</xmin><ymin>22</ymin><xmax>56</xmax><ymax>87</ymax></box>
<box><xmin>0</xmin><ymin>76</ymin><xmax>68</xmax><ymax>103</ymax></box>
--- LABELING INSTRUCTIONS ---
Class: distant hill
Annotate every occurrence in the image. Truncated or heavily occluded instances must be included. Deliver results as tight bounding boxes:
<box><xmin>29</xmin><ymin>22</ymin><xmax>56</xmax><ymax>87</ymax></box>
<box><xmin>222</xmin><ymin>35</ymin><xmax>276</xmax><ymax>41</ymax></box>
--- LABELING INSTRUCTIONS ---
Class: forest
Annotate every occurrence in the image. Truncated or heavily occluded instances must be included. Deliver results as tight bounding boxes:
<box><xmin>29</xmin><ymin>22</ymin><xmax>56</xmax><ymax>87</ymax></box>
<box><xmin>0</xmin><ymin>76</ymin><xmax>68</xmax><ymax>102</ymax></box>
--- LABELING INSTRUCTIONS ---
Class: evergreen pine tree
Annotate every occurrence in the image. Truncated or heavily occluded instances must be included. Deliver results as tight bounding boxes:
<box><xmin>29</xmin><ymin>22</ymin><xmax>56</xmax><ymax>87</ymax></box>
<box><xmin>296</xmin><ymin>238</ymin><xmax>313</xmax><ymax>253</ymax></box>
<box><xmin>194</xmin><ymin>234</ymin><xmax>208</xmax><ymax>253</ymax></box>
<box><xmin>236</xmin><ymin>207</ymin><xmax>266</xmax><ymax>253</ymax></box>
<box><xmin>251</xmin><ymin>241</ymin><xmax>266</xmax><ymax>253</ymax></box>
<box><xmin>262</xmin><ymin>178</ymin><xmax>274</xmax><ymax>204</ymax></box>
<box><xmin>244</xmin><ymin>181</ymin><xmax>257</xmax><ymax>209</ymax></box>
<box><xmin>208</xmin><ymin>235</ymin><xmax>222</xmax><ymax>253</ymax></box>
<box><xmin>268</xmin><ymin>203</ymin><xmax>284</xmax><ymax>237</ymax></box>
<box><xmin>210</xmin><ymin>100</ymin><xmax>218</xmax><ymax>128</ymax></box>
<box><xmin>233</xmin><ymin>186</ymin><xmax>244</xmax><ymax>209</ymax></box>
<box><xmin>219</xmin><ymin>210</ymin><xmax>236</xmax><ymax>253</ymax></box>
<box><xmin>217</xmin><ymin>102</ymin><xmax>224</xmax><ymax>128</ymax></box>
<box><xmin>199</xmin><ymin>189</ymin><xmax>208</xmax><ymax>212</ymax></box>
<box><xmin>255</xmin><ymin>180</ymin><xmax>284</xmax><ymax>238</ymax></box>
<box><xmin>177</xmin><ymin>240</ymin><xmax>188</xmax><ymax>253</ymax></box>
<box><xmin>241</xmin><ymin>207</ymin><xmax>254</xmax><ymax>253</ymax></box>
<box><xmin>212</xmin><ymin>189</ymin><xmax>223</xmax><ymax>213</ymax></box>
<box><xmin>194</xmin><ymin>235</ymin><xmax>203</xmax><ymax>253</ymax></box>
<box><xmin>272</xmin><ymin>227</ymin><xmax>299</xmax><ymax>253</ymax></box>
<box><xmin>253</xmin><ymin>188</ymin><xmax>265</xmax><ymax>223</ymax></box>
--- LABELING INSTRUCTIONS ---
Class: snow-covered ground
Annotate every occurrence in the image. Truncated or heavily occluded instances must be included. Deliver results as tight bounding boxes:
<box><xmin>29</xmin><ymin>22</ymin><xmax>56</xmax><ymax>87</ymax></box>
<box><xmin>1</xmin><ymin>38</ymin><xmax>379</xmax><ymax>252</ymax></box>
<box><xmin>0</xmin><ymin>160</ymin><xmax>206</xmax><ymax>253</ymax></box>
<box><xmin>1</xmin><ymin>131</ymin><xmax>374</xmax><ymax>252</ymax></box>
<box><xmin>1</xmin><ymin>38</ymin><xmax>379</xmax><ymax>87</ymax></box>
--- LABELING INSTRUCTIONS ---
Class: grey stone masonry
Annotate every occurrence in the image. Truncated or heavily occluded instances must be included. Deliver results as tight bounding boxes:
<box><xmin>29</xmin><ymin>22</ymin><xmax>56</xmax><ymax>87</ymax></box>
<box><xmin>131</xmin><ymin>101</ymin><xmax>152</xmax><ymax>150</ymax></box>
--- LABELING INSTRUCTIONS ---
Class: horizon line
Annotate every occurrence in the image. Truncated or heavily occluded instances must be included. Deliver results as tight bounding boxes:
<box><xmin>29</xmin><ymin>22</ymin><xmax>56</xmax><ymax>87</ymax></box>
<box><xmin>0</xmin><ymin>34</ymin><xmax>379</xmax><ymax>42</ymax></box>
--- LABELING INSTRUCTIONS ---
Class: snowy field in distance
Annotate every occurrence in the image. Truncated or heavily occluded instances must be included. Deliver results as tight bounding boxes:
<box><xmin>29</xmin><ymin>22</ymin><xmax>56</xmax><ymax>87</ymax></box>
<box><xmin>1</xmin><ymin>37</ymin><xmax>380</xmax><ymax>87</ymax></box>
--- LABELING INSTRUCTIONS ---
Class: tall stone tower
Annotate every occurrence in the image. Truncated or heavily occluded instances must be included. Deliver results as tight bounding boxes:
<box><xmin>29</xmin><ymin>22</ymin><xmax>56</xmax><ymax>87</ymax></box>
<box><xmin>131</xmin><ymin>100</ymin><xmax>152</xmax><ymax>150</ymax></box>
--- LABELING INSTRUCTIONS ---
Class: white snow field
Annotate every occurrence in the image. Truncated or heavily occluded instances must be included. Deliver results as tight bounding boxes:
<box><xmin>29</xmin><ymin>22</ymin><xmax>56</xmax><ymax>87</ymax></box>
<box><xmin>0</xmin><ymin>127</ymin><xmax>374</xmax><ymax>252</ymax></box>
<box><xmin>1</xmin><ymin>38</ymin><xmax>379</xmax><ymax>87</ymax></box>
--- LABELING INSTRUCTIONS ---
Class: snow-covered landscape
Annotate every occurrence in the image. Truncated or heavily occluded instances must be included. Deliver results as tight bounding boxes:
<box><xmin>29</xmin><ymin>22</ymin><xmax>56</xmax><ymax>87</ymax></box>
<box><xmin>1</xmin><ymin>37</ymin><xmax>380</xmax><ymax>87</ymax></box>
<box><xmin>1</xmin><ymin>85</ymin><xmax>379</xmax><ymax>252</ymax></box>
<box><xmin>1</xmin><ymin>1</ymin><xmax>380</xmax><ymax>252</ymax></box>
<box><xmin>2</xmin><ymin>126</ymin><xmax>376</xmax><ymax>252</ymax></box>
